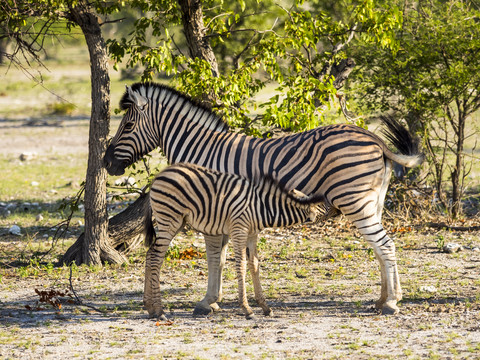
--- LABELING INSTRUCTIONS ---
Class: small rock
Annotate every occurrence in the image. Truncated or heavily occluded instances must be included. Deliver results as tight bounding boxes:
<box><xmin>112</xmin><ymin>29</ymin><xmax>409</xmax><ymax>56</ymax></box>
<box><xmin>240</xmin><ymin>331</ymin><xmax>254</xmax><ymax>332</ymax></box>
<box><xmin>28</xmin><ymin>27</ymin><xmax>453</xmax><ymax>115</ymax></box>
<box><xmin>472</xmin><ymin>247</ymin><xmax>480</xmax><ymax>252</ymax></box>
<box><xmin>8</xmin><ymin>225</ymin><xmax>22</xmax><ymax>236</ymax></box>
<box><xmin>19</xmin><ymin>151</ymin><xmax>37</xmax><ymax>161</ymax></box>
<box><xmin>36</xmin><ymin>214</ymin><xmax>44</xmax><ymax>222</ymax></box>
<box><xmin>443</xmin><ymin>243</ymin><xmax>463</xmax><ymax>253</ymax></box>
<box><xmin>31</xmin><ymin>181</ymin><xmax>39</xmax><ymax>187</ymax></box>
<box><xmin>114</xmin><ymin>176</ymin><xmax>136</xmax><ymax>186</ymax></box>
<box><xmin>420</xmin><ymin>285</ymin><xmax>437</xmax><ymax>293</ymax></box>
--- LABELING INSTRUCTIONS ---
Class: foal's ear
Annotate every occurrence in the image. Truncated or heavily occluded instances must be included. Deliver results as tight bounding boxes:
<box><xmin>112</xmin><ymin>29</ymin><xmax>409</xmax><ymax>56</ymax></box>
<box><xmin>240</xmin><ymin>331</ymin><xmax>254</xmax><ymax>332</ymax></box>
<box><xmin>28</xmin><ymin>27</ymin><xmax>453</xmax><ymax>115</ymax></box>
<box><xmin>289</xmin><ymin>188</ymin><xmax>307</xmax><ymax>199</ymax></box>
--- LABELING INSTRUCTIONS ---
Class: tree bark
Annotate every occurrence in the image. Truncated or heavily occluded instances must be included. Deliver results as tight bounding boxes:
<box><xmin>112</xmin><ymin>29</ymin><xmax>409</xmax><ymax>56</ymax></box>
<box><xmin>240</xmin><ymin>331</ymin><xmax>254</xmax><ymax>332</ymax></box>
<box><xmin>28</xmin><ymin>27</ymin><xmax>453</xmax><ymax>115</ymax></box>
<box><xmin>64</xmin><ymin>0</ymin><xmax>223</xmax><ymax>264</ymax></box>
<box><xmin>63</xmin><ymin>2</ymin><xmax>124</xmax><ymax>265</ymax></box>
<box><xmin>60</xmin><ymin>192</ymin><xmax>150</xmax><ymax>265</ymax></box>
<box><xmin>178</xmin><ymin>0</ymin><xmax>219</xmax><ymax>77</ymax></box>
<box><xmin>177</xmin><ymin>0</ymin><xmax>219</xmax><ymax>105</ymax></box>
<box><xmin>0</xmin><ymin>38</ymin><xmax>7</xmax><ymax>65</ymax></box>
<box><xmin>451</xmin><ymin>113</ymin><xmax>465</xmax><ymax>218</ymax></box>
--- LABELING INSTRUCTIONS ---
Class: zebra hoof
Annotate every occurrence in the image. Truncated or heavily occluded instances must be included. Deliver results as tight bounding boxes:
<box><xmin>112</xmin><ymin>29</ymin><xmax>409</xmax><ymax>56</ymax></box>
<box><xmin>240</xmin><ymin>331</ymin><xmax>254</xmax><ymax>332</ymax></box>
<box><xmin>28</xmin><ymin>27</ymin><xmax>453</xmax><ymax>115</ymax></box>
<box><xmin>245</xmin><ymin>313</ymin><xmax>256</xmax><ymax>320</ymax></box>
<box><xmin>147</xmin><ymin>310</ymin><xmax>166</xmax><ymax>320</ymax></box>
<box><xmin>193</xmin><ymin>304</ymin><xmax>213</xmax><ymax>316</ymax></box>
<box><xmin>210</xmin><ymin>302</ymin><xmax>221</xmax><ymax>312</ymax></box>
<box><xmin>263</xmin><ymin>308</ymin><xmax>273</xmax><ymax>317</ymax></box>
<box><xmin>157</xmin><ymin>313</ymin><xmax>168</xmax><ymax>321</ymax></box>
<box><xmin>381</xmin><ymin>303</ymin><xmax>399</xmax><ymax>315</ymax></box>
<box><xmin>375</xmin><ymin>299</ymin><xmax>386</xmax><ymax>310</ymax></box>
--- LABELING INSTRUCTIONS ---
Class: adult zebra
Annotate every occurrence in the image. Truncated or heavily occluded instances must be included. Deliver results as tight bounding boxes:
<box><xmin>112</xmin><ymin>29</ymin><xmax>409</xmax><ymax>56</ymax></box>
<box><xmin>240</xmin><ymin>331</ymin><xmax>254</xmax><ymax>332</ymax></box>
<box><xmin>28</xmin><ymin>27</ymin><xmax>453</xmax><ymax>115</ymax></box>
<box><xmin>104</xmin><ymin>82</ymin><xmax>424</xmax><ymax>316</ymax></box>
<box><xmin>146</xmin><ymin>162</ymin><xmax>328</xmax><ymax>319</ymax></box>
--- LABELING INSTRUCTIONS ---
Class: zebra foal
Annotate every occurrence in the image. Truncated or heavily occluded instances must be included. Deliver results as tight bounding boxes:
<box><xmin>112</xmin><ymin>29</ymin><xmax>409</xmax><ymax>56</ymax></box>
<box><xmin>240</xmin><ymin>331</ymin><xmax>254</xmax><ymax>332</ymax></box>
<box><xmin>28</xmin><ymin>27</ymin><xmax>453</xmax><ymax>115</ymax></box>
<box><xmin>144</xmin><ymin>163</ymin><xmax>327</xmax><ymax>319</ymax></box>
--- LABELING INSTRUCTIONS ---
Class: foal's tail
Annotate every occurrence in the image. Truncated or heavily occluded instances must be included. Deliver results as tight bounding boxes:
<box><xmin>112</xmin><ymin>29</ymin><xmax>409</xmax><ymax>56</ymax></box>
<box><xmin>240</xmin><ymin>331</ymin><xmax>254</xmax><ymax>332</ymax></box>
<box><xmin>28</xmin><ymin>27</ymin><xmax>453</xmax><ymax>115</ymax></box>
<box><xmin>143</xmin><ymin>191</ymin><xmax>156</xmax><ymax>248</ymax></box>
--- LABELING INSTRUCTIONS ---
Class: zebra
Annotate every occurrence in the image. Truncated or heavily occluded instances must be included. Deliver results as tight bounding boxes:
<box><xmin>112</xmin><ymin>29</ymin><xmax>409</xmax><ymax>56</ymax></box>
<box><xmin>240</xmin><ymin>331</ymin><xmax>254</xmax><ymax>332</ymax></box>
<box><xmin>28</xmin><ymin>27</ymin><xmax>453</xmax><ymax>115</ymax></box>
<box><xmin>144</xmin><ymin>162</ymin><xmax>330</xmax><ymax>319</ymax></box>
<box><xmin>104</xmin><ymin>82</ymin><xmax>424</xmax><ymax>315</ymax></box>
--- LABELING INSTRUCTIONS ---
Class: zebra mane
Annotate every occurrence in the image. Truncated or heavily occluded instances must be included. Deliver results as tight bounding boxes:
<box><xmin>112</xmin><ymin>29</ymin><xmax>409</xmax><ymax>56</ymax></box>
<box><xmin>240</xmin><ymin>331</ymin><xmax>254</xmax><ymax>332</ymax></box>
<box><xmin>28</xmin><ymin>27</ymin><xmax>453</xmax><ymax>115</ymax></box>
<box><xmin>256</xmin><ymin>175</ymin><xmax>325</xmax><ymax>206</ymax></box>
<box><xmin>120</xmin><ymin>82</ymin><xmax>230</xmax><ymax>133</ymax></box>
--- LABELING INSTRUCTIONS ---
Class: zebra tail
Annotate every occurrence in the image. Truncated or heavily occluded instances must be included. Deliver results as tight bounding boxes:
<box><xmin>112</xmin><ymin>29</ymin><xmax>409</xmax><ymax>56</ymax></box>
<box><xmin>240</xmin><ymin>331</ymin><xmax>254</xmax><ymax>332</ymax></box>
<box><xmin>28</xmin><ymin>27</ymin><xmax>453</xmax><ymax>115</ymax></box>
<box><xmin>143</xmin><ymin>192</ymin><xmax>156</xmax><ymax>248</ymax></box>
<box><xmin>380</xmin><ymin>115</ymin><xmax>425</xmax><ymax>168</ymax></box>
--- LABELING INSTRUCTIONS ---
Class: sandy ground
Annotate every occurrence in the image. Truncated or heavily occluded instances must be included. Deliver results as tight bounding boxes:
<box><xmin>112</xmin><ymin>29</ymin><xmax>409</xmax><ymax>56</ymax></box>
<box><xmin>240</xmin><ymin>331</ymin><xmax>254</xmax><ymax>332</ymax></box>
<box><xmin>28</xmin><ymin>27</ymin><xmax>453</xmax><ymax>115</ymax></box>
<box><xmin>1</xmin><ymin>225</ymin><xmax>480</xmax><ymax>360</ymax></box>
<box><xmin>1</xmin><ymin>117</ymin><xmax>479</xmax><ymax>359</ymax></box>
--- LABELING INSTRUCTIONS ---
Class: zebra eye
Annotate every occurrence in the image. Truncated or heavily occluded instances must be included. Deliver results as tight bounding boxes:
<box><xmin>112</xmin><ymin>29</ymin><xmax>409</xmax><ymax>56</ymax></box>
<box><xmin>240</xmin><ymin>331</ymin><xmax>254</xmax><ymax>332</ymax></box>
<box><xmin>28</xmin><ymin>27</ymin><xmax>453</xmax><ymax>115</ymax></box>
<box><xmin>124</xmin><ymin>121</ymin><xmax>135</xmax><ymax>130</ymax></box>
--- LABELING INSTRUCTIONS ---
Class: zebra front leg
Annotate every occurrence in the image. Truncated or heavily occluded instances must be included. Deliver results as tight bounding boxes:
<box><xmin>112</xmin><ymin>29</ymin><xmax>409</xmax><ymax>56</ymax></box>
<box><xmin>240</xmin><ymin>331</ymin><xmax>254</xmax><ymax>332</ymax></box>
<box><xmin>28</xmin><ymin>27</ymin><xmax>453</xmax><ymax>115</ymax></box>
<box><xmin>143</xmin><ymin>231</ymin><xmax>174</xmax><ymax>320</ymax></box>
<box><xmin>193</xmin><ymin>235</ymin><xmax>228</xmax><ymax>315</ymax></box>
<box><xmin>247</xmin><ymin>235</ymin><xmax>272</xmax><ymax>316</ymax></box>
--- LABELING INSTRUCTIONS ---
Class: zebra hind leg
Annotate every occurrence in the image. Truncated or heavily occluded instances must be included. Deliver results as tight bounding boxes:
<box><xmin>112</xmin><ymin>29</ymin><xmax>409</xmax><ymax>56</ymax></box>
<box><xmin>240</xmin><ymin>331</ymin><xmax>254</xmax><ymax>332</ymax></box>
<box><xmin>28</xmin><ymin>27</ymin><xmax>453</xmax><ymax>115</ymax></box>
<box><xmin>342</xmin><ymin>192</ymin><xmax>401</xmax><ymax>315</ymax></box>
<box><xmin>356</xmin><ymin>217</ymin><xmax>401</xmax><ymax>315</ymax></box>
<box><xmin>247</xmin><ymin>235</ymin><xmax>272</xmax><ymax>316</ymax></box>
<box><xmin>373</xmin><ymin>159</ymin><xmax>402</xmax><ymax>310</ymax></box>
<box><xmin>193</xmin><ymin>235</ymin><xmax>228</xmax><ymax>315</ymax></box>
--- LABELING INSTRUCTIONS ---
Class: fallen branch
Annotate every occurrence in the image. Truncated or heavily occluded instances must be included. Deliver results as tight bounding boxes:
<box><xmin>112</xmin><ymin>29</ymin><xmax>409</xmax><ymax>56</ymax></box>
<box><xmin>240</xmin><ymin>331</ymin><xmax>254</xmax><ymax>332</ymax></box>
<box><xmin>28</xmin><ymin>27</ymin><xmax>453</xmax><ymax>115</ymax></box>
<box><xmin>426</xmin><ymin>222</ymin><xmax>480</xmax><ymax>232</ymax></box>
<box><xmin>68</xmin><ymin>266</ymin><xmax>108</xmax><ymax>314</ymax></box>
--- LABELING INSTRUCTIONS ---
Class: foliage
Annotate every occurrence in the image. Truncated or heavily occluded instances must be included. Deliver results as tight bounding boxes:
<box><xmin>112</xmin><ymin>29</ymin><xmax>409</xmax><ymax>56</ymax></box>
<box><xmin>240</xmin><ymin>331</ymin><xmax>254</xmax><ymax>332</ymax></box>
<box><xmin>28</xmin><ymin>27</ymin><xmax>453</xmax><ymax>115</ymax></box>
<box><xmin>350</xmin><ymin>0</ymin><xmax>480</xmax><ymax>218</ymax></box>
<box><xmin>107</xmin><ymin>0</ymin><xmax>402</xmax><ymax>134</ymax></box>
<box><xmin>0</xmin><ymin>1</ymin><xmax>121</xmax><ymax>76</ymax></box>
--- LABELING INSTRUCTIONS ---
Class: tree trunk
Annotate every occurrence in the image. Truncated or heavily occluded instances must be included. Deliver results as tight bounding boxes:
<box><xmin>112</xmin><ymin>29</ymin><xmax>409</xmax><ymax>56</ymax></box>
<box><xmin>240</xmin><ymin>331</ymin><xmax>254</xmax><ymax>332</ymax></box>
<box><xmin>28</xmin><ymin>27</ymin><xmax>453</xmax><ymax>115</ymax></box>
<box><xmin>60</xmin><ymin>192</ymin><xmax>150</xmax><ymax>265</ymax></box>
<box><xmin>451</xmin><ymin>114</ymin><xmax>466</xmax><ymax>218</ymax></box>
<box><xmin>177</xmin><ymin>0</ymin><xmax>219</xmax><ymax>105</ymax></box>
<box><xmin>63</xmin><ymin>0</ymin><xmax>223</xmax><ymax>263</ymax></box>
<box><xmin>63</xmin><ymin>2</ymin><xmax>124</xmax><ymax>265</ymax></box>
<box><xmin>0</xmin><ymin>38</ymin><xmax>7</xmax><ymax>65</ymax></box>
<box><xmin>178</xmin><ymin>0</ymin><xmax>219</xmax><ymax>77</ymax></box>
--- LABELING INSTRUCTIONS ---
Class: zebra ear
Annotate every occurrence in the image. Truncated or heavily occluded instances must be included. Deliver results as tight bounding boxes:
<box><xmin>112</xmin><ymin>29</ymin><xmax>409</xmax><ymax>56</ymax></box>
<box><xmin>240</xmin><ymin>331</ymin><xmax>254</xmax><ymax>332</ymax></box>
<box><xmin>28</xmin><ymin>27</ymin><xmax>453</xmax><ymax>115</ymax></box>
<box><xmin>126</xmin><ymin>86</ymin><xmax>148</xmax><ymax>108</ymax></box>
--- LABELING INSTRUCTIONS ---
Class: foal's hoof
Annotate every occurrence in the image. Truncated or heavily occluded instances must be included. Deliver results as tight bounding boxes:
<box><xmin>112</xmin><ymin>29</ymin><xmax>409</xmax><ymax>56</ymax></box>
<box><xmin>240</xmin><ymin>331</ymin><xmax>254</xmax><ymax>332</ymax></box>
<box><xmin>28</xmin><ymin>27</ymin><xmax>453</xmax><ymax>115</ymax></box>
<box><xmin>147</xmin><ymin>310</ymin><xmax>167</xmax><ymax>320</ymax></box>
<box><xmin>246</xmin><ymin>313</ymin><xmax>256</xmax><ymax>320</ymax></box>
<box><xmin>375</xmin><ymin>299</ymin><xmax>386</xmax><ymax>310</ymax></box>
<box><xmin>263</xmin><ymin>308</ymin><xmax>273</xmax><ymax>317</ymax></box>
<box><xmin>193</xmin><ymin>304</ymin><xmax>213</xmax><ymax>316</ymax></box>
<box><xmin>156</xmin><ymin>313</ymin><xmax>168</xmax><ymax>321</ymax></box>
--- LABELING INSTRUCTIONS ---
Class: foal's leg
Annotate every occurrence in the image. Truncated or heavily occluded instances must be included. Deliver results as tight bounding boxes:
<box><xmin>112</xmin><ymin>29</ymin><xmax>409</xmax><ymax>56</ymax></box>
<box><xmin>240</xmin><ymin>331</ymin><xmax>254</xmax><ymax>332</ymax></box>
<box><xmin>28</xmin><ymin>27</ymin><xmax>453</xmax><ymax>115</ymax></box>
<box><xmin>246</xmin><ymin>234</ymin><xmax>272</xmax><ymax>316</ymax></box>
<box><xmin>234</xmin><ymin>233</ymin><xmax>254</xmax><ymax>319</ymax></box>
<box><xmin>193</xmin><ymin>235</ymin><xmax>228</xmax><ymax>315</ymax></box>
<box><xmin>144</xmin><ymin>226</ymin><xmax>177</xmax><ymax>320</ymax></box>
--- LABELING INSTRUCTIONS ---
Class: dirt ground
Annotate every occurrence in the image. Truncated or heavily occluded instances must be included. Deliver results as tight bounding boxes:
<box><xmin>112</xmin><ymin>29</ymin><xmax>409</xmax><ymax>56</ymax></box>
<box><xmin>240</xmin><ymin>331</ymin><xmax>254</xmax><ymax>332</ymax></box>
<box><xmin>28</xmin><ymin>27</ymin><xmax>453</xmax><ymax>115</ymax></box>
<box><xmin>1</xmin><ymin>118</ymin><xmax>480</xmax><ymax>359</ymax></box>
<box><xmin>1</xmin><ymin>225</ymin><xmax>480</xmax><ymax>360</ymax></box>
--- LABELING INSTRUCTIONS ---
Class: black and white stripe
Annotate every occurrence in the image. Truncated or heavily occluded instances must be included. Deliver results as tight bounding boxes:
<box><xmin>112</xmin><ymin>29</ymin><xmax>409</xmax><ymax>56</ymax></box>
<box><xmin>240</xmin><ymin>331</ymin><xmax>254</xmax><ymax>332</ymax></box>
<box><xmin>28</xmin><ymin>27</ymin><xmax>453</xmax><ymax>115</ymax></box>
<box><xmin>104</xmin><ymin>82</ymin><xmax>424</xmax><ymax>316</ymax></box>
<box><xmin>144</xmin><ymin>163</ymin><xmax>327</xmax><ymax>319</ymax></box>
